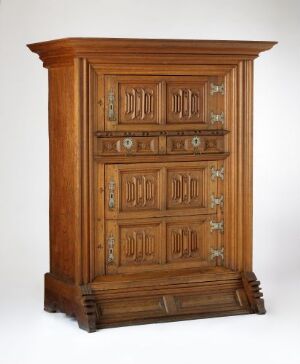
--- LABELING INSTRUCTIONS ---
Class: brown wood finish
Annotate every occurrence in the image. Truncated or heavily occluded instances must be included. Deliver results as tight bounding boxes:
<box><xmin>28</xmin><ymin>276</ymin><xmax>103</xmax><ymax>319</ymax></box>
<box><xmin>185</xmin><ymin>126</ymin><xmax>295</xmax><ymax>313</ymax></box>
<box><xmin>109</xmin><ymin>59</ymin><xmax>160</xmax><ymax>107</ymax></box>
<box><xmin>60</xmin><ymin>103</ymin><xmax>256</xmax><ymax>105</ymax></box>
<box><xmin>28</xmin><ymin>37</ymin><xmax>276</xmax><ymax>332</ymax></box>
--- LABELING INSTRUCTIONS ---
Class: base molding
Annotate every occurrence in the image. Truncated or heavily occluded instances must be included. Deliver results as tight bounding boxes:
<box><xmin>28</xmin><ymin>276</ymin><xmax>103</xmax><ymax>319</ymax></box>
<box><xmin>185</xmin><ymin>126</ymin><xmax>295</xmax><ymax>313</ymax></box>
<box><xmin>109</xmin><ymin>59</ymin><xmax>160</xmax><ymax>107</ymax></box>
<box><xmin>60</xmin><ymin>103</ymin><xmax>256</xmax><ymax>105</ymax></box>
<box><xmin>44</xmin><ymin>271</ymin><xmax>265</xmax><ymax>332</ymax></box>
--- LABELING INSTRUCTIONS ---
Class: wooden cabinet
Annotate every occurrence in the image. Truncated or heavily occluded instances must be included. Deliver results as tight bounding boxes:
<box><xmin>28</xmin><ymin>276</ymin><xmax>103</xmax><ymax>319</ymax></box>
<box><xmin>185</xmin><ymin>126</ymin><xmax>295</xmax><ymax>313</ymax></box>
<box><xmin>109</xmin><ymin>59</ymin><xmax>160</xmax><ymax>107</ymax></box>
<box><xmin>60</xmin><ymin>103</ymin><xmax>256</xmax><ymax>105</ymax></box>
<box><xmin>28</xmin><ymin>37</ymin><xmax>276</xmax><ymax>332</ymax></box>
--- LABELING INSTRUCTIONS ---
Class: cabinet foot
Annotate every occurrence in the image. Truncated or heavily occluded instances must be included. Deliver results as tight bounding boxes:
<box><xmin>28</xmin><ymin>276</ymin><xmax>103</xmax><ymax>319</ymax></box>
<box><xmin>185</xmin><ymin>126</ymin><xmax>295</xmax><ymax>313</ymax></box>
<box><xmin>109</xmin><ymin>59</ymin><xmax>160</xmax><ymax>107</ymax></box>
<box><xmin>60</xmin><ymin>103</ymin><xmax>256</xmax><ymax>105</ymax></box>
<box><xmin>241</xmin><ymin>272</ymin><xmax>266</xmax><ymax>314</ymax></box>
<box><xmin>44</xmin><ymin>273</ymin><xmax>97</xmax><ymax>333</ymax></box>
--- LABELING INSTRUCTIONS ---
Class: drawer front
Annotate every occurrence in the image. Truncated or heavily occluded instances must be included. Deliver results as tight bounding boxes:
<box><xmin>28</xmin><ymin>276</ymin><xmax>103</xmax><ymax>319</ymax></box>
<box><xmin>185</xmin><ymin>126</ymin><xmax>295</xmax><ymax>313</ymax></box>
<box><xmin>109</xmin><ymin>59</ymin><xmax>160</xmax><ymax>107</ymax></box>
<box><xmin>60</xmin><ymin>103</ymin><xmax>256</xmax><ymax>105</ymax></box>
<box><xmin>97</xmin><ymin>136</ymin><xmax>159</xmax><ymax>156</ymax></box>
<box><xmin>167</xmin><ymin>135</ymin><xmax>224</xmax><ymax>154</ymax></box>
<box><xmin>103</xmin><ymin>75</ymin><xmax>224</xmax><ymax>131</ymax></box>
<box><xmin>104</xmin><ymin>161</ymin><xmax>218</xmax><ymax>219</ymax></box>
<box><xmin>105</xmin><ymin>215</ymin><xmax>218</xmax><ymax>274</ymax></box>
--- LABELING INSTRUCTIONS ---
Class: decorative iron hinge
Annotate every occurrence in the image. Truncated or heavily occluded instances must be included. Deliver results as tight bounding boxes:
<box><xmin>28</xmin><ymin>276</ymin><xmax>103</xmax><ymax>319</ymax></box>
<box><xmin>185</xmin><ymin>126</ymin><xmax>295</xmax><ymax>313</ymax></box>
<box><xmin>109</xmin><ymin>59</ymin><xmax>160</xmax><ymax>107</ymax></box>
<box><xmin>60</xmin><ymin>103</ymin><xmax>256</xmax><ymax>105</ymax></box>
<box><xmin>210</xmin><ymin>220</ymin><xmax>224</xmax><ymax>233</ymax></box>
<box><xmin>210</xmin><ymin>83</ymin><xmax>225</xmax><ymax>95</ymax></box>
<box><xmin>211</xmin><ymin>166</ymin><xmax>224</xmax><ymax>181</ymax></box>
<box><xmin>211</xmin><ymin>194</ymin><xmax>224</xmax><ymax>208</ymax></box>
<box><xmin>107</xmin><ymin>234</ymin><xmax>115</xmax><ymax>264</ymax></box>
<box><xmin>210</xmin><ymin>247</ymin><xmax>224</xmax><ymax>260</ymax></box>
<box><xmin>210</xmin><ymin>112</ymin><xmax>225</xmax><ymax>124</ymax></box>
<box><xmin>108</xmin><ymin>178</ymin><xmax>115</xmax><ymax>209</ymax></box>
<box><xmin>108</xmin><ymin>89</ymin><xmax>116</xmax><ymax>122</ymax></box>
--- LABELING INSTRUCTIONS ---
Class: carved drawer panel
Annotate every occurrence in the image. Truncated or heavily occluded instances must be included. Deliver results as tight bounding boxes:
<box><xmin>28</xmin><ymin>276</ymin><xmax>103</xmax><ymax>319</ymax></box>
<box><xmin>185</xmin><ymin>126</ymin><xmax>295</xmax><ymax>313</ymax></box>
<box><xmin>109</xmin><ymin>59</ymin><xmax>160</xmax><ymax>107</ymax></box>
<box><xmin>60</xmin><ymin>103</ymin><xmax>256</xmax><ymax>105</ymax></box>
<box><xmin>103</xmin><ymin>75</ymin><xmax>225</xmax><ymax>131</ymax></box>
<box><xmin>105</xmin><ymin>215</ymin><xmax>220</xmax><ymax>275</ymax></box>
<box><xmin>167</xmin><ymin>135</ymin><xmax>224</xmax><ymax>154</ymax></box>
<box><xmin>104</xmin><ymin>161</ymin><xmax>218</xmax><ymax>219</ymax></box>
<box><xmin>97</xmin><ymin>136</ymin><xmax>159</xmax><ymax>155</ymax></box>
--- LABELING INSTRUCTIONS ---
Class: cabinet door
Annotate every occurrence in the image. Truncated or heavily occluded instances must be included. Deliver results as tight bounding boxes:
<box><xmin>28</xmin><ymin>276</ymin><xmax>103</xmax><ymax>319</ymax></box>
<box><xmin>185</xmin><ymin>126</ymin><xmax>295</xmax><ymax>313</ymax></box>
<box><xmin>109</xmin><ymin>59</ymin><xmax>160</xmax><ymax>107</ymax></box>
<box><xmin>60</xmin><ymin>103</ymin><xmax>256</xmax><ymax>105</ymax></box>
<box><xmin>103</xmin><ymin>75</ymin><xmax>225</xmax><ymax>131</ymax></box>
<box><xmin>104</xmin><ymin>161</ymin><xmax>217</xmax><ymax>219</ymax></box>
<box><xmin>105</xmin><ymin>215</ymin><xmax>218</xmax><ymax>274</ymax></box>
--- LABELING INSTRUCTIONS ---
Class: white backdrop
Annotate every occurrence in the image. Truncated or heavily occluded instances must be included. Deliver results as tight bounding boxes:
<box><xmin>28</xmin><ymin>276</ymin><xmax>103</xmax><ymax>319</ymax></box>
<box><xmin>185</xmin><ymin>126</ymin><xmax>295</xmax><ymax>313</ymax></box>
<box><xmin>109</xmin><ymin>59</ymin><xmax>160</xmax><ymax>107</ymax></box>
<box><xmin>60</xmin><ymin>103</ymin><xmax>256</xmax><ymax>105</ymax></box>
<box><xmin>0</xmin><ymin>0</ymin><xmax>300</xmax><ymax>363</ymax></box>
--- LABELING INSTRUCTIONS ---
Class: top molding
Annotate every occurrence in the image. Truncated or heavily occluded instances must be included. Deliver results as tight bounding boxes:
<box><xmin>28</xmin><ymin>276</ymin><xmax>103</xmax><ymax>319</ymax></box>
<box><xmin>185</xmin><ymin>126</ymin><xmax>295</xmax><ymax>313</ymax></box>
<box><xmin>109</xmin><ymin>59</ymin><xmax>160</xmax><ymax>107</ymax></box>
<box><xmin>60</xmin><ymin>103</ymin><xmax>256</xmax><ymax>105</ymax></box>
<box><xmin>27</xmin><ymin>37</ymin><xmax>277</xmax><ymax>68</ymax></box>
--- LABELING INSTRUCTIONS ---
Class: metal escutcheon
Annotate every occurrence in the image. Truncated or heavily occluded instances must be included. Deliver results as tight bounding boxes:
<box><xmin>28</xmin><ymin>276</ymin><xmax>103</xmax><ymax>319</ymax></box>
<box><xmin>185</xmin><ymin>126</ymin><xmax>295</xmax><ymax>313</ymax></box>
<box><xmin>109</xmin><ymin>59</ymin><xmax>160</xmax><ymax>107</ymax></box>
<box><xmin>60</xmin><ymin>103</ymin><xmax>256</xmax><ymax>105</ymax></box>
<box><xmin>191</xmin><ymin>136</ymin><xmax>201</xmax><ymax>148</ymax></box>
<box><xmin>123</xmin><ymin>137</ymin><xmax>134</xmax><ymax>150</ymax></box>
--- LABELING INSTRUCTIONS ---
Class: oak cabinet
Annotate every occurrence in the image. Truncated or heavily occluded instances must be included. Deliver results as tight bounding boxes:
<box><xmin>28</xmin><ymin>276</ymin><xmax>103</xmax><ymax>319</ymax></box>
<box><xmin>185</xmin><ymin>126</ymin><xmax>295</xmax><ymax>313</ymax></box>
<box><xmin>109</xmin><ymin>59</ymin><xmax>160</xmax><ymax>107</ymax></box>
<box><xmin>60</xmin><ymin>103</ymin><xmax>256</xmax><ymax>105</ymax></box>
<box><xmin>28</xmin><ymin>37</ymin><xmax>276</xmax><ymax>332</ymax></box>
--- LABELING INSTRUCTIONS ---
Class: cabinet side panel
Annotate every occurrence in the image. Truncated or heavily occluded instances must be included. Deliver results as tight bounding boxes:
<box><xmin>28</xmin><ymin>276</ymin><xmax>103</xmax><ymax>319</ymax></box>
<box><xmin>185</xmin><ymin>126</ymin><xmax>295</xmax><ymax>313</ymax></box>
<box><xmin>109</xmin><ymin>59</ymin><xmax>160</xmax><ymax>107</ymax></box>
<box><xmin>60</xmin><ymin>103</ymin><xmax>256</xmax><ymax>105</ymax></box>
<box><xmin>48</xmin><ymin>66</ymin><xmax>80</xmax><ymax>282</ymax></box>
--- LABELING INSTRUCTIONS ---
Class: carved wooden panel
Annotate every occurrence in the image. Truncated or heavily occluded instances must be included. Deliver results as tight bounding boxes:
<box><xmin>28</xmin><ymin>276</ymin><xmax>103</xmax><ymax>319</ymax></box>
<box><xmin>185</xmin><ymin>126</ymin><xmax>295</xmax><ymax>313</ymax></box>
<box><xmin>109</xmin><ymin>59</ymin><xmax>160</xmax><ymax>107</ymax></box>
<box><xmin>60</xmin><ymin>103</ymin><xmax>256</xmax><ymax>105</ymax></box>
<box><xmin>167</xmin><ymin>166</ymin><xmax>207</xmax><ymax>210</ymax></box>
<box><xmin>167</xmin><ymin>80</ymin><xmax>208</xmax><ymax>124</ymax></box>
<box><xmin>106</xmin><ymin>220</ymin><xmax>163</xmax><ymax>274</ymax></box>
<box><xmin>105</xmin><ymin>164</ymin><xmax>162</xmax><ymax>219</ymax></box>
<box><xmin>166</xmin><ymin>217</ymin><xmax>213</xmax><ymax>265</ymax></box>
<box><xmin>120</xmin><ymin>171</ymin><xmax>160</xmax><ymax>211</ymax></box>
<box><xmin>167</xmin><ymin>135</ymin><xmax>225</xmax><ymax>154</ymax></box>
<box><xmin>105</xmin><ymin>76</ymin><xmax>163</xmax><ymax>130</ymax></box>
<box><xmin>97</xmin><ymin>136</ymin><xmax>159</xmax><ymax>155</ymax></box>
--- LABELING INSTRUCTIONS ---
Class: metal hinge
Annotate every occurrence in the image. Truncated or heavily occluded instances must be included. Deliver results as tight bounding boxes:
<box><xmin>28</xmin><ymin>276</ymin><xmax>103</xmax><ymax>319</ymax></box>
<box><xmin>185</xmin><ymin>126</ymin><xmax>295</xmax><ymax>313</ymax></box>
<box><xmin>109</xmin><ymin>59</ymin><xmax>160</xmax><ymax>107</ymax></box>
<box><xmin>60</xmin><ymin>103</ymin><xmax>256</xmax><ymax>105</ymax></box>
<box><xmin>210</xmin><ymin>247</ymin><xmax>224</xmax><ymax>260</ymax></box>
<box><xmin>211</xmin><ymin>166</ymin><xmax>224</xmax><ymax>181</ymax></box>
<box><xmin>210</xmin><ymin>83</ymin><xmax>225</xmax><ymax>95</ymax></box>
<box><xmin>210</xmin><ymin>112</ymin><xmax>225</xmax><ymax>124</ymax></box>
<box><xmin>210</xmin><ymin>220</ymin><xmax>224</xmax><ymax>233</ymax></box>
<box><xmin>107</xmin><ymin>234</ymin><xmax>115</xmax><ymax>264</ymax></box>
<box><xmin>108</xmin><ymin>89</ymin><xmax>116</xmax><ymax>122</ymax></box>
<box><xmin>108</xmin><ymin>178</ymin><xmax>115</xmax><ymax>209</ymax></box>
<box><xmin>211</xmin><ymin>194</ymin><xmax>224</xmax><ymax>208</ymax></box>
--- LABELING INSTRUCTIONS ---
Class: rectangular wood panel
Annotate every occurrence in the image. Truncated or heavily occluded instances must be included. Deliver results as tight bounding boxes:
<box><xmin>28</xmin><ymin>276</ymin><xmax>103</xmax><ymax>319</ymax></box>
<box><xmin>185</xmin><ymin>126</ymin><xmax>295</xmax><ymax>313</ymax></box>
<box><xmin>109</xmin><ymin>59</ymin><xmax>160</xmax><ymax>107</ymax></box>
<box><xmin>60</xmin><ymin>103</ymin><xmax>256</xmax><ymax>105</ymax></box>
<box><xmin>105</xmin><ymin>75</ymin><xmax>163</xmax><ymax>130</ymax></box>
<box><xmin>166</xmin><ymin>79</ymin><xmax>208</xmax><ymax>124</ymax></box>
<box><xmin>106</xmin><ymin>219</ymin><xmax>164</xmax><ymax>274</ymax></box>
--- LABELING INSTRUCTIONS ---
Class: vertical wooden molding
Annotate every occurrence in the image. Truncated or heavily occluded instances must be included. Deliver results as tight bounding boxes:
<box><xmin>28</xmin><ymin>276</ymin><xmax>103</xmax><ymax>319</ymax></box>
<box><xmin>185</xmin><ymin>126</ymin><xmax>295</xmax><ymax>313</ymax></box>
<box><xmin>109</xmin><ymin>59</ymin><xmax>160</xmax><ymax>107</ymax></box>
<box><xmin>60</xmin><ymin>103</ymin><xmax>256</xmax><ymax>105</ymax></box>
<box><xmin>224</xmin><ymin>66</ymin><xmax>238</xmax><ymax>270</ymax></box>
<box><xmin>236</xmin><ymin>60</ymin><xmax>254</xmax><ymax>272</ymax></box>
<box><xmin>243</xmin><ymin>60</ymin><xmax>254</xmax><ymax>272</ymax></box>
<box><xmin>74</xmin><ymin>57</ymin><xmax>92</xmax><ymax>284</ymax></box>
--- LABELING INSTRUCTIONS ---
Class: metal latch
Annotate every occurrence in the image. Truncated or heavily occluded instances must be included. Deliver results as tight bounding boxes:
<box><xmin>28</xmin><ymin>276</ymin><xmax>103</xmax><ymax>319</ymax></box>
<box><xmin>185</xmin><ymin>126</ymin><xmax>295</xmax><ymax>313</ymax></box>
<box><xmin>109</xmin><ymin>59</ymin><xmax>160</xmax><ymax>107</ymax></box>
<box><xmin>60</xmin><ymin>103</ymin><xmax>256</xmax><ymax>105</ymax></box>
<box><xmin>211</xmin><ymin>194</ymin><xmax>224</xmax><ymax>208</ymax></box>
<box><xmin>210</xmin><ymin>220</ymin><xmax>224</xmax><ymax>233</ymax></box>
<box><xmin>108</xmin><ymin>178</ymin><xmax>115</xmax><ymax>209</ymax></box>
<box><xmin>211</xmin><ymin>166</ymin><xmax>224</xmax><ymax>181</ymax></box>
<box><xmin>108</xmin><ymin>89</ymin><xmax>116</xmax><ymax>121</ymax></box>
<box><xmin>107</xmin><ymin>234</ymin><xmax>115</xmax><ymax>264</ymax></box>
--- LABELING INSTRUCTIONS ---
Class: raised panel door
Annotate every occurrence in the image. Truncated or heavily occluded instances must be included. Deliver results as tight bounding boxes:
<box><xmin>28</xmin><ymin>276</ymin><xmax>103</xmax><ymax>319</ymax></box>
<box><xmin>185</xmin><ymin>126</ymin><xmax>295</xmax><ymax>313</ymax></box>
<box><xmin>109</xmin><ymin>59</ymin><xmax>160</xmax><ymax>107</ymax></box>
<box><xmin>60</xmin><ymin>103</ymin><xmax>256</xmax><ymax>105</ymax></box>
<box><xmin>104</xmin><ymin>161</ymin><xmax>217</xmax><ymax>219</ymax></box>
<box><xmin>103</xmin><ymin>75</ymin><xmax>225</xmax><ymax>131</ymax></box>
<box><xmin>105</xmin><ymin>215</ymin><xmax>219</xmax><ymax>274</ymax></box>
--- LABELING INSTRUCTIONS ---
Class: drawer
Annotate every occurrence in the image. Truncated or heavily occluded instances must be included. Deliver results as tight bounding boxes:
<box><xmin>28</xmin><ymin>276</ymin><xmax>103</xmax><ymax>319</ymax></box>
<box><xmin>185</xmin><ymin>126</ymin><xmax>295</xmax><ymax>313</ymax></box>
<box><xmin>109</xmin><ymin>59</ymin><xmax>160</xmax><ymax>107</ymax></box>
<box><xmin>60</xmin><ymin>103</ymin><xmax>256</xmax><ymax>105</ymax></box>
<box><xmin>102</xmin><ymin>75</ymin><xmax>225</xmax><ymax>131</ymax></box>
<box><xmin>97</xmin><ymin>136</ymin><xmax>159</xmax><ymax>156</ymax></box>
<box><xmin>105</xmin><ymin>215</ymin><xmax>218</xmax><ymax>275</ymax></box>
<box><xmin>104</xmin><ymin>161</ymin><xmax>221</xmax><ymax>219</ymax></box>
<box><xmin>96</xmin><ymin>283</ymin><xmax>247</xmax><ymax>325</ymax></box>
<box><xmin>167</xmin><ymin>135</ymin><xmax>224</xmax><ymax>154</ymax></box>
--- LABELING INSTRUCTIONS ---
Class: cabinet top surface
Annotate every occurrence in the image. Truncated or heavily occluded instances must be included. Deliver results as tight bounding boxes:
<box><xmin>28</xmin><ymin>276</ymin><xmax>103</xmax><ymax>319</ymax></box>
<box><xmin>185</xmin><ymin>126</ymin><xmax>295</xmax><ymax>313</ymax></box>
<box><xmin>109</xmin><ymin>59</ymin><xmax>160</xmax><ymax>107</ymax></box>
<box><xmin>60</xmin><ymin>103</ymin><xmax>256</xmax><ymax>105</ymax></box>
<box><xmin>28</xmin><ymin>37</ymin><xmax>277</xmax><ymax>58</ymax></box>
